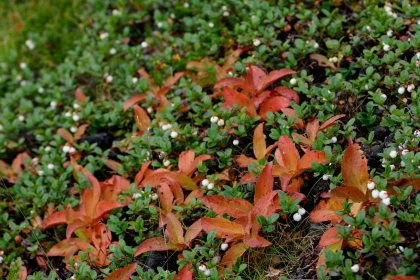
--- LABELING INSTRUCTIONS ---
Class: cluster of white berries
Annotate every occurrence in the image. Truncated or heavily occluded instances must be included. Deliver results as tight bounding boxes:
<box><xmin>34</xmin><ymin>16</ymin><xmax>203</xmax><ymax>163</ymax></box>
<box><xmin>210</xmin><ymin>116</ymin><xmax>225</xmax><ymax>126</ymax></box>
<box><xmin>62</xmin><ymin>145</ymin><xmax>76</xmax><ymax>154</ymax></box>
<box><xmin>292</xmin><ymin>207</ymin><xmax>306</xmax><ymax>221</ymax></box>
<box><xmin>25</xmin><ymin>39</ymin><xmax>35</xmax><ymax>50</ymax></box>
<box><xmin>161</xmin><ymin>123</ymin><xmax>173</xmax><ymax>130</ymax></box>
<box><xmin>328</xmin><ymin>57</ymin><xmax>338</xmax><ymax>63</ymax></box>
<box><xmin>198</xmin><ymin>264</ymin><xmax>211</xmax><ymax>276</ymax></box>
<box><xmin>398</xmin><ymin>84</ymin><xmax>415</xmax><ymax>94</ymax></box>
<box><xmin>202</xmin><ymin>179</ymin><xmax>214</xmax><ymax>190</ymax></box>
<box><xmin>367</xmin><ymin>181</ymin><xmax>391</xmax><ymax>205</ymax></box>
<box><xmin>384</xmin><ymin>4</ymin><xmax>398</xmax><ymax>19</ymax></box>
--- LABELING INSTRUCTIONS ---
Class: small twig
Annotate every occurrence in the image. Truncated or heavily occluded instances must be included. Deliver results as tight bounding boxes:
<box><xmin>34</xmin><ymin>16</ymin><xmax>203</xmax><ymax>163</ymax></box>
<box><xmin>302</xmin><ymin>255</ymin><xmax>318</xmax><ymax>270</ymax></box>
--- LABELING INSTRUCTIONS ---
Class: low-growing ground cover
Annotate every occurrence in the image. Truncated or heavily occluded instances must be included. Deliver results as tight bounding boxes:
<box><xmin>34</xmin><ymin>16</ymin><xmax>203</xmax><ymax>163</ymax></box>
<box><xmin>1</xmin><ymin>0</ymin><xmax>420</xmax><ymax>279</ymax></box>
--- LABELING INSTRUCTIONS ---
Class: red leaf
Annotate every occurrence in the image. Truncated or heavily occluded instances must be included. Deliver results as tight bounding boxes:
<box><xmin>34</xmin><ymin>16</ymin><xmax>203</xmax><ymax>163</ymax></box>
<box><xmin>306</xmin><ymin>118</ymin><xmax>319</xmax><ymax>142</ymax></box>
<box><xmin>178</xmin><ymin>150</ymin><xmax>195</xmax><ymax>175</ymax></box>
<box><xmin>239</xmin><ymin>171</ymin><xmax>257</xmax><ymax>184</ymax></box>
<box><xmin>17</xmin><ymin>265</ymin><xmax>27</xmax><ymax>280</ymax></box>
<box><xmin>274</xmin><ymin>86</ymin><xmax>300</xmax><ymax>104</ymax></box>
<box><xmin>245</xmin><ymin>64</ymin><xmax>266</xmax><ymax>93</ymax></box>
<box><xmin>214</xmin><ymin>77</ymin><xmax>254</xmax><ymax>92</ymax></box>
<box><xmin>93</xmin><ymin>200</ymin><xmax>124</xmax><ymax>223</ymax></box>
<box><xmin>318</xmin><ymin>227</ymin><xmax>342</xmax><ymax>249</ymax></box>
<box><xmin>222</xmin><ymin>87</ymin><xmax>257</xmax><ymax>118</ymax></box>
<box><xmin>165</xmin><ymin>213</ymin><xmax>184</xmax><ymax>245</ymax></box>
<box><xmin>253</xmin><ymin>191</ymin><xmax>279</xmax><ymax>219</ymax></box>
<box><xmin>46</xmin><ymin>238</ymin><xmax>81</xmax><ymax>258</ymax></box>
<box><xmin>133</xmin><ymin>105</ymin><xmax>151</xmax><ymax>133</ymax></box>
<box><xmin>257</xmin><ymin>69</ymin><xmax>297</xmax><ymax>92</ymax></box>
<box><xmin>259</xmin><ymin>96</ymin><xmax>291</xmax><ymax>120</ymax></box>
<box><xmin>163</xmin><ymin>172</ymin><xmax>198</xmax><ymax>191</ymax></box>
<box><xmin>75</xmin><ymin>88</ymin><xmax>87</xmax><ymax>102</ymax></box>
<box><xmin>319</xmin><ymin>114</ymin><xmax>345</xmax><ymax>131</ymax></box>
<box><xmin>384</xmin><ymin>277</ymin><xmax>420</xmax><ymax>280</ymax></box>
<box><xmin>92</xmin><ymin>223</ymin><xmax>112</xmax><ymax>250</ymax></box>
<box><xmin>202</xmin><ymin>196</ymin><xmax>254</xmax><ymax>219</ymax></box>
<box><xmin>104</xmin><ymin>263</ymin><xmax>138</xmax><ymax>280</ymax></box>
<box><xmin>201</xmin><ymin>217</ymin><xmax>244</xmax><ymax>238</ymax></box>
<box><xmin>57</xmin><ymin>128</ymin><xmax>74</xmax><ymax>143</ymax></box>
<box><xmin>173</xmin><ymin>263</ymin><xmax>193</xmax><ymax>280</ymax></box>
<box><xmin>134</xmin><ymin>237</ymin><xmax>182</xmax><ymax>256</ymax></box>
<box><xmin>164</xmin><ymin>72</ymin><xmax>191</xmax><ymax>87</ymax></box>
<box><xmin>280</xmin><ymin>108</ymin><xmax>305</xmax><ymax>130</ymax></box>
<box><xmin>254</xmin><ymin>162</ymin><xmax>273</xmax><ymax>204</ymax></box>
<box><xmin>342</xmin><ymin>143</ymin><xmax>369</xmax><ymax>194</ymax></box>
<box><xmin>309</xmin><ymin>200</ymin><xmax>341</xmax><ymax>223</ymax></box>
<box><xmin>190</xmin><ymin>155</ymin><xmax>212</xmax><ymax>176</ymax></box>
<box><xmin>330</xmin><ymin>186</ymin><xmax>366</xmax><ymax>202</ymax></box>
<box><xmin>74</xmin><ymin>124</ymin><xmax>89</xmax><ymax>141</ymax></box>
<box><xmin>157</xmin><ymin>183</ymin><xmax>174</xmax><ymax>213</ymax></box>
<box><xmin>253</xmin><ymin>123</ymin><xmax>266</xmax><ymax>160</ymax></box>
<box><xmin>123</xmin><ymin>94</ymin><xmax>148</xmax><ymax>111</ymax></box>
<box><xmin>218</xmin><ymin>242</ymin><xmax>248</xmax><ymax>274</ymax></box>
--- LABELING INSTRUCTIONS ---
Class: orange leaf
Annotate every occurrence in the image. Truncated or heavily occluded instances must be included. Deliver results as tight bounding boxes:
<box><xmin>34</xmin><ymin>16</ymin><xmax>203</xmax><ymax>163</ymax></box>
<box><xmin>257</xmin><ymin>69</ymin><xmax>297</xmax><ymax>92</ymax></box>
<box><xmin>297</xmin><ymin>150</ymin><xmax>327</xmax><ymax>175</ymax></box>
<box><xmin>134</xmin><ymin>237</ymin><xmax>182</xmax><ymax>256</ymax></box>
<box><xmin>178</xmin><ymin>150</ymin><xmax>195</xmax><ymax>175</ymax></box>
<box><xmin>92</xmin><ymin>224</ymin><xmax>112</xmax><ymax>250</ymax></box>
<box><xmin>201</xmin><ymin>217</ymin><xmax>244</xmax><ymax>238</ymax></box>
<box><xmin>243</xmin><ymin>234</ymin><xmax>272</xmax><ymax>248</ymax></box>
<box><xmin>75</xmin><ymin>88</ymin><xmax>87</xmax><ymax>103</ymax></box>
<box><xmin>253</xmin><ymin>191</ymin><xmax>279</xmax><ymax>219</ymax></box>
<box><xmin>254</xmin><ymin>161</ymin><xmax>273</xmax><ymax>204</ymax></box>
<box><xmin>133</xmin><ymin>105</ymin><xmax>151</xmax><ymax>133</ymax></box>
<box><xmin>176</xmin><ymin>263</ymin><xmax>193</xmax><ymax>280</ymax></box>
<box><xmin>384</xmin><ymin>277</ymin><xmax>420</xmax><ymax>280</ymax></box>
<box><xmin>342</xmin><ymin>143</ymin><xmax>369</xmax><ymax>194</ymax></box>
<box><xmin>104</xmin><ymin>263</ymin><xmax>138</xmax><ymax>280</ymax></box>
<box><xmin>274</xmin><ymin>86</ymin><xmax>300</xmax><ymax>104</ymax></box>
<box><xmin>184</xmin><ymin>219</ymin><xmax>202</xmax><ymax>245</ymax></box>
<box><xmin>330</xmin><ymin>186</ymin><xmax>366</xmax><ymax>202</ymax></box>
<box><xmin>184</xmin><ymin>189</ymin><xmax>205</xmax><ymax>205</ymax></box>
<box><xmin>17</xmin><ymin>265</ymin><xmax>27</xmax><ymax>280</ymax></box>
<box><xmin>253</xmin><ymin>123</ymin><xmax>266</xmax><ymax>160</ymax></box>
<box><xmin>318</xmin><ymin>226</ymin><xmax>342</xmax><ymax>248</ymax></box>
<box><xmin>306</xmin><ymin>118</ymin><xmax>319</xmax><ymax>142</ymax></box>
<box><xmin>233</xmin><ymin>154</ymin><xmax>256</xmax><ymax>168</ymax></box>
<box><xmin>134</xmin><ymin>161</ymin><xmax>152</xmax><ymax>186</ymax></box>
<box><xmin>239</xmin><ymin>171</ymin><xmax>257</xmax><ymax>184</ymax></box>
<box><xmin>309</xmin><ymin>200</ymin><xmax>340</xmax><ymax>223</ymax></box>
<box><xmin>222</xmin><ymin>87</ymin><xmax>258</xmax><ymax>118</ymax></box>
<box><xmin>123</xmin><ymin>94</ymin><xmax>148</xmax><ymax>111</ymax></box>
<box><xmin>93</xmin><ymin>200</ymin><xmax>124</xmax><ymax>223</ymax></box>
<box><xmin>57</xmin><ymin>128</ymin><xmax>74</xmax><ymax>143</ymax></box>
<box><xmin>164</xmin><ymin>72</ymin><xmax>191</xmax><ymax>87</ymax></box>
<box><xmin>276</xmin><ymin>135</ymin><xmax>300</xmax><ymax>172</ymax></box>
<box><xmin>163</xmin><ymin>172</ymin><xmax>198</xmax><ymax>191</ymax></box>
<box><xmin>319</xmin><ymin>114</ymin><xmax>345</xmax><ymax>131</ymax></box>
<box><xmin>42</xmin><ymin>210</ymin><xmax>67</xmax><ymax>229</ymax></box>
<box><xmin>46</xmin><ymin>238</ymin><xmax>82</xmax><ymax>258</ymax></box>
<box><xmin>105</xmin><ymin>159</ymin><xmax>122</xmax><ymax>172</ymax></box>
<box><xmin>165</xmin><ymin>213</ymin><xmax>185</xmax><ymax>245</ymax></box>
<box><xmin>218</xmin><ymin>242</ymin><xmax>248</xmax><ymax>274</ymax></box>
<box><xmin>245</xmin><ymin>64</ymin><xmax>266</xmax><ymax>93</ymax></box>
<box><xmin>74</xmin><ymin>124</ymin><xmax>89</xmax><ymax>141</ymax></box>
<box><xmin>259</xmin><ymin>96</ymin><xmax>291</xmax><ymax>120</ymax></box>
<box><xmin>202</xmin><ymin>196</ymin><xmax>254</xmax><ymax>219</ymax></box>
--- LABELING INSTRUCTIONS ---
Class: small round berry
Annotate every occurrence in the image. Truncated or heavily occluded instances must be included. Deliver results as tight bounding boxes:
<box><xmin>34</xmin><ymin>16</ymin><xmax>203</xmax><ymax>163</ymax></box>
<box><xmin>38</xmin><ymin>87</ymin><xmax>44</xmax><ymax>93</ymax></box>
<box><xmin>132</xmin><ymin>193</ymin><xmax>142</xmax><ymax>199</ymax></box>
<box><xmin>331</xmin><ymin>137</ymin><xmax>337</xmax><ymax>143</ymax></box>
<box><xmin>47</xmin><ymin>163</ymin><xmax>54</xmax><ymax>169</ymax></box>
<box><xmin>390</xmin><ymin>164</ymin><xmax>395</xmax><ymax>170</ymax></box>
<box><xmin>208</xmin><ymin>22</ymin><xmax>214</xmax><ymax>28</ymax></box>
<box><xmin>106</xmin><ymin>75</ymin><xmax>113</xmax><ymax>83</ymax></box>
<box><xmin>396</xmin><ymin>246</ymin><xmax>405</xmax><ymax>253</ymax></box>
<box><xmin>400</xmin><ymin>161</ymin><xmax>406</xmax><ymax>167</ymax></box>
<box><xmin>50</xmin><ymin>101</ymin><xmax>57</xmax><ymax>109</ymax></box>
<box><xmin>298</xmin><ymin>208</ymin><xmax>306</xmax><ymax>215</ymax></box>
<box><xmin>202</xmin><ymin>179</ymin><xmax>209</xmax><ymax>186</ymax></box>
<box><xmin>45</xmin><ymin>146</ymin><xmax>51</xmax><ymax>152</ymax></box>
<box><xmin>380</xmin><ymin>93</ymin><xmax>387</xmax><ymax>100</ymax></box>
<box><xmin>20</xmin><ymin>62</ymin><xmax>27</xmax><ymax>69</ymax></box>
<box><xmin>389</xmin><ymin>150</ymin><xmax>397</xmax><ymax>158</ymax></box>
<box><xmin>217</xmin><ymin>119</ymin><xmax>225</xmax><ymax>126</ymax></box>
<box><xmin>290</xmin><ymin>78</ymin><xmax>297</xmax><ymax>85</ymax></box>
<box><xmin>198</xmin><ymin>265</ymin><xmax>207</xmax><ymax>271</ymax></box>
<box><xmin>163</xmin><ymin>160</ymin><xmax>171</xmax><ymax>167</ymax></box>
<box><xmin>313</xmin><ymin>42</ymin><xmax>319</xmax><ymax>49</ymax></box>
<box><xmin>62</xmin><ymin>146</ymin><xmax>71</xmax><ymax>153</ymax></box>
<box><xmin>386</xmin><ymin>30</ymin><xmax>393</xmax><ymax>37</ymax></box>
<box><xmin>204</xmin><ymin>269</ymin><xmax>211</xmax><ymax>276</ymax></box>
<box><xmin>402</xmin><ymin>149</ymin><xmax>409</xmax><ymax>156</ymax></box>
<box><xmin>379</xmin><ymin>190</ymin><xmax>388</xmax><ymax>199</ymax></box>
<box><xmin>220</xmin><ymin>243</ymin><xmax>229</xmax><ymax>251</ymax></box>
<box><xmin>31</xmin><ymin>158</ymin><xmax>39</xmax><ymax>164</ymax></box>
<box><xmin>110</xmin><ymin>48</ymin><xmax>117</xmax><ymax>55</ymax></box>
<box><xmin>210</xmin><ymin>116</ymin><xmax>219</xmax><ymax>123</ymax></box>
<box><xmin>132</xmin><ymin>77</ymin><xmax>138</xmax><ymax>83</ymax></box>
<box><xmin>37</xmin><ymin>170</ymin><xmax>45</xmax><ymax>176</ymax></box>
<box><xmin>147</xmin><ymin>107</ymin><xmax>153</xmax><ymax>113</ymax></box>
<box><xmin>73</xmin><ymin>103</ymin><xmax>81</xmax><ymax>109</ymax></box>
<box><xmin>69</xmin><ymin>147</ymin><xmax>76</xmax><ymax>153</ymax></box>
<box><xmin>151</xmin><ymin>193</ymin><xmax>158</xmax><ymax>200</ymax></box>
<box><xmin>170</xmin><ymin>131</ymin><xmax>178</xmax><ymax>138</ymax></box>
<box><xmin>233</xmin><ymin>139</ymin><xmax>239</xmax><ymax>146</ymax></box>
<box><xmin>207</xmin><ymin>183</ymin><xmax>214</xmax><ymax>190</ymax></box>
<box><xmin>407</xmin><ymin>84</ymin><xmax>415</xmax><ymax>92</ymax></box>
<box><xmin>70</xmin><ymin>127</ymin><xmax>77</xmax><ymax>133</ymax></box>
<box><xmin>223</xmin><ymin>11</ymin><xmax>229</xmax><ymax>17</ymax></box>
<box><xmin>72</xmin><ymin>115</ymin><xmax>80</xmax><ymax>122</ymax></box>
<box><xmin>293</xmin><ymin>213</ymin><xmax>302</xmax><ymax>222</ymax></box>
<box><xmin>398</xmin><ymin>87</ymin><xmax>405</xmax><ymax>94</ymax></box>
<box><xmin>371</xmin><ymin>189</ymin><xmax>379</xmax><ymax>198</ymax></box>
<box><xmin>322</xmin><ymin>174</ymin><xmax>329</xmax><ymax>181</ymax></box>
<box><xmin>367</xmin><ymin>181</ymin><xmax>375</xmax><ymax>190</ymax></box>
<box><xmin>141</xmin><ymin>41</ymin><xmax>148</xmax><ymax>48</ymax></box>
<box><xmin>18</xmin><ymin>115</ymin><xmax>25</xmax><ymax>122</ymax></box>
<box><xmin>383</xmin><ymin>44</ymin><xmax>391</xmax><ymax>51</ymax></box>
<box><xmin>253</xmin><ymin>39</ymin><xmax>261</xmax><ymax>47</ymax></box>
<box><xmin>350</xmin><ymin>264</ymin><xmax>360</xmax><ymax>273</ymax></box>
<box><xmin>183</xmin><ymin>2</ymin><xmax>189</xmax><ymax>8</ymax></box>
<box><xmin>382</xmin><ymin>197</ymin><xmax>391</xmax><ymax>205</ymax></box>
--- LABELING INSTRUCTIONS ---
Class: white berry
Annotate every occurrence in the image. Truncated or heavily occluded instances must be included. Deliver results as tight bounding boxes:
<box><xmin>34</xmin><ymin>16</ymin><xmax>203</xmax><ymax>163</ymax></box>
<box><xmin>198</xmin><ymin>265</ymin><xmax>207</xmax><ymax>271</ymax></box>
<box><xmin>372</xmin><ymin>189</ymin><xmax>379</xmax><ymax>198</ymax></box>
<box><xmin>233</xmin><ymin>140</ymin><xmax>239</xmax><ymax>146</ymax></box>
<box><xmin>210</xmin><ymin>116</ymin><xmax>219</xmax><ymax>123</ymax></box>
<box><xmin>106</xmin><ymin>75</ymin><xmax>113</xmax><ymax>83</ymax></box>
<box><xmin>398</xmin><ymin>87</ymin><xmax>405</xmax><ymax>94</ymax></box>
<box><xmin>50</xmin><ymin>101</ymin><xmax>57</xmax><ymax>109</ymax></box>
<box><xmin>47</xmin><ymin>163</ymin><xmax>54</xmax><ymax>170</ymax></box>
<box><xmin>141</xmin><ymin>41</ymin><xmax>148</xmax><ymax>48</ymax></box>
<box><xmin>322</xmin><ymin>174</ymin><xmax>329</xmax><ymax>181</ymax></box>
<box><xmin>72</xmin><ymin>115</ymin><xmax>80</xmax><ymax>122</ymax></box>
<box><xmin>37</xmin><ymin>170</ymin><xmax>44</xmax><ymax>176</ymax></box>
<box><xmin>202</xmin><ymin>179</ymin><xmax>209</xmax><ymax>186</ymax></box>
<box><xmin>62</xmin><ymin>146</ymin><xmax>71</xmax><ymax>153</ymax></box>
<box><xmin>69</xmin><ymin>147</ymin><xmax>76</xmax><ymax>153</ymax></box>
<box><xmin>204</xmin><ymin>269</ymin><xmax>211</xmax><ymax>276</ymax></box>
<box><xmin>207</xmin><ymin>183</ymin><xmax>214</xmax><ymax>190</ymax></box>
<box><xmin>208</xmin><ymin>22</ymin><xmax>214</xmax><ymax>28</ymax></box>
<box><xmin>217</xmin><ymin>119</ymin><xmax>225</xmax><ymax>126</ymax></box>
<box><xmin>18</xmin><ymin>115</ymin><xmax>25</xmax><ymax>122</ymax></box>
<box><xmin>350</xmin><ymin>264</ymin><xmax>360</xmax><ymax>273</ymax></box>
<box><xmin>151</xmin><ymin>193</ymin><xmax>158</xmax><ymax>200</ymax></box>
<box><xmin>132</xmin><ymin>77</ymin><xmax>138</xmax><ymax>83</ymax></box>
<box><xmin>293</xmin><ymin>213</ymin><xmax>302</xmax><ymax>222</ymax></box>
<box><xmin>367</xmin><ymin>181</ymin><xmax>375</xmax><ymax>190</ymax></box>
<box><xmin>110</xmin><ymin>48</ymin><xmax>117</xmax><ymax>55</ymax></box>
<box><xmin>331</xmin><ymin>137</ymin><xmax>337</xmax><ymax>143</ymax></box>
<box><xmin>220</xmin><ymin>243</ymin><xmax>229</xmax><ymax>251</ymax></box>
<box><xmin>253</xmin><ymin>39</ymin><xmax>261</xmax><ymax>47</ymax></box>
<box><xmin>383</xmin><ymin>44</ymin><xmax>391</xmax><ymax>51</ymax></box>
<box><xmin>380</xmin><ymin>94</ymin><xmax>387</xmax><ymax>100</ymax></box>
<box><xmin>290</xmin><ymin>78</ymin><xmax>297</xmax><ymax>85</ymax></box>
<box><xmin>163</xmin><ymin>160</ymin><xmax>170</xmax><ymax>167</ymax></box>
<box><xmin>170</xmin><ymin>131</ymin><xmax>178</xmax><ymax>138</ymax></box>
<box><xmin>386</xmin><ymin>30</ymin><xmax>393</xmax><ymax>37</ymax></box>
<box><xmin>298</xmin><ymin>208</ymin><xmax>306</xmax><ymax>215</ymax></box>
<box><xmin>313</xmin><ymin>42</ymin><xmax>319</xmax><ymax>49</ymax></box>
<box><xmin>389</xmin><ymin>150</ymin><xmax>397</xmax><ymax>158</ymax></box>
<box><xmin>70</xmin><ymin>127</ymin><xmax>77</xmax><ymax>133</ymax></box>
<box><xmin>407</xmin><ymin>84</ymin><xmax>415</xmax><ymax>92</ymax></box>
<box><xmin>379</xmin><ymin>190</ymin><xmax>388</xmax><ymax>199</ymax></box>
<box><xmin>382</xmin><ymin>197</ymin><xmax>391</xmax><ymax>205</ymax></box>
